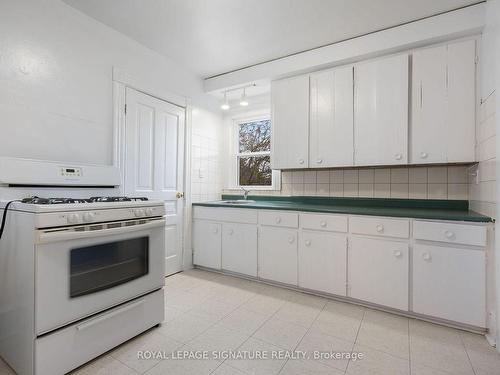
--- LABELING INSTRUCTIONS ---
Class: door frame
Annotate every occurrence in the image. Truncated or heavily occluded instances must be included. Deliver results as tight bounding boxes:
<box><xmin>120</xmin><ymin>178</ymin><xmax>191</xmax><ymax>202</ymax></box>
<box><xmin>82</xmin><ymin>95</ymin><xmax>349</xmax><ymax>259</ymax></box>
<box><xmin>112</xmin><ymin>67</ymin><xmax>193</xmax><ymax>273</ymax></box>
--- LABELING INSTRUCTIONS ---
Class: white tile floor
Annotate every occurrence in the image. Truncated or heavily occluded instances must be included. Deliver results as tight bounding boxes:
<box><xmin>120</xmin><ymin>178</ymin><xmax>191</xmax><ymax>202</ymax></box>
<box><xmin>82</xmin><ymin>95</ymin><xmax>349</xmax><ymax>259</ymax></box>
<box><xmin>1</xmin><ymin>269</ymin><xmax>499</xmax><ymax>375</ymax></box>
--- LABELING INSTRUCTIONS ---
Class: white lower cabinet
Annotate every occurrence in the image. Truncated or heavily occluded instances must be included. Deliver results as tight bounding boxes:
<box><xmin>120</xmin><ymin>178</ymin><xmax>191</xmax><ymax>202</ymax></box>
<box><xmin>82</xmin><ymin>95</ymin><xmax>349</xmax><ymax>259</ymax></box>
<box><xmin>222</xmin><ymin>223</ymin><xmax>258</xmax><ymax>276</ymax></box>
<box><xmin>298</xmin><ymin>231</ymin><xmax>347</xmax><ymax>295</ymax></box>
<box><xmin>349</xmin><ymin>236</ymin><xmax>409</xmax><ymax>310</ymax></box>
<box><xmin>193</xmin><ymin>220</ymin><xmax>221</xmax><ymax>269</ymax></box>
<box><xmin>258</xmin><ymin>226</ymin><xmax>298</xmax><ymax>285</ymax></box>
<box><xmin>413</xmin><ymin>243</ymin><xmax>486</xmax><ymax>327</ymax></box>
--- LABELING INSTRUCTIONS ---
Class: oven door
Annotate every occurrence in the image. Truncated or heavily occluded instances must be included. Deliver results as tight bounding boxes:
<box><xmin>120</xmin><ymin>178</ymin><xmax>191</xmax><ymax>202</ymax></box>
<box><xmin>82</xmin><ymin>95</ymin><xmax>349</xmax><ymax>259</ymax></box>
<box><xmin>34</xmin><ymin>218</ymin><xmax>165</xmax><ymax>335</ymax></box>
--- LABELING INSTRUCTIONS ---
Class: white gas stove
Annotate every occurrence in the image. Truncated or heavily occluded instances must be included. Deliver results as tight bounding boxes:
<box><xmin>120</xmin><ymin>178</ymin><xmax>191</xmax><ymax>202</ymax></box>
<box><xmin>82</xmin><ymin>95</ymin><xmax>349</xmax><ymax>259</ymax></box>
<box><xmin>0</xmin><ymin>195</ymin><xmax>167</xmax><ymax>375</ymax></box>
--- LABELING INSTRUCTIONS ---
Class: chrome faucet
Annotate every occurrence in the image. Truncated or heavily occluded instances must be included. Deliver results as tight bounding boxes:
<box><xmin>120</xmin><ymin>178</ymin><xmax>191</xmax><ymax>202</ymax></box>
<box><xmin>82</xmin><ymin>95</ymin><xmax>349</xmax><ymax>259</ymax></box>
<box><xmin>241</xmin><ymin>187</ymin><xmax>250</xmax><ymax>200</ymax></box>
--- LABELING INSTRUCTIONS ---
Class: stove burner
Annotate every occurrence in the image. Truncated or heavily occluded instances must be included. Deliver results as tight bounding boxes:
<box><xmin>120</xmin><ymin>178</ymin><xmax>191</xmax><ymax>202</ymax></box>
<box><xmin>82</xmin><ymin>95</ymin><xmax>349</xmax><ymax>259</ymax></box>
<box><xmin>21</xmin><ymin>196</ymin><xmax>148</xmax><ymax>204</ymax></box>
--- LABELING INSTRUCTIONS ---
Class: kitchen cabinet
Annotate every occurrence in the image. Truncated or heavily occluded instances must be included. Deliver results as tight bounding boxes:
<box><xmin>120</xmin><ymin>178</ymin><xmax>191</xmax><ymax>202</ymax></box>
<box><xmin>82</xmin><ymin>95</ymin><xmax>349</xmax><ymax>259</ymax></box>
<box><xmin>193</xmin><ymin>221</ymin><xmax>221</xmax><ymax>269</ymax></box>
<box><xmin>354</xmin><ymin>54</ymin><xmax>409</xmax><ymax>166</ymax></box>
<box><xmin>349</xmin><ymin>236</ymin><xmax>409</xmax><ymax>310</ymax></box>
<box><xmin>298</xmin><ymin>230</ymin><xmax>347</xmax><ymax>295</ymax></box>
<box><xmin>222</xmin><ymin>223</ymin><xmax>257</xmax><ymax>276</ymax></box>
<box><xmin>411</xmin><ymin>39</ymin><xmax>476</xmax><ymax>164</ymax></box>
<box><xmin>309</xmin><ymin>66</ymin><xmax>354</xmax><ymax>168</ymax></box>
<box><xmin>271</xmin><ymin>75</ymin><xmax>310</xmax><ymax>169</ymax></box>
<box><xmin>413</xmin><ymin>243</ymin><xmax>485</xmax><ymax>327</ymax></box>
<box><xmin>258</xmin><ymin>226</ymin><xmax>298</xmax><ymax>285</ymax></box>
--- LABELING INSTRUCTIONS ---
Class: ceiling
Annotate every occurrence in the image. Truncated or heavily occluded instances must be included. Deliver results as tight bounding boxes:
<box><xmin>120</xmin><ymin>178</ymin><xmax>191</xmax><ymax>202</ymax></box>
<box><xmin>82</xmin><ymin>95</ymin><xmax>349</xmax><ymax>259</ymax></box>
<box><xmin>63</xmin><ymin>0</ymin><xmax>482</xmax><ymax>79</ymax></box>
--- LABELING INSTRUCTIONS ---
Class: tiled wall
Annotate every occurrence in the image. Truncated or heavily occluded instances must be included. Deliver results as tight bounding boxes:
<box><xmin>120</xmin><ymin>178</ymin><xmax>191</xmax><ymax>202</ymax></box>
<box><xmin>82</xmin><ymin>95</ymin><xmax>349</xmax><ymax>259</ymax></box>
<box><xmin>223</xmin><ymin>165</ymin><xmax>470</xmax><ymax>200</ymax></box>
<box><xmin>191</xmin><ymin>110</ymin><xmax>224</xmax><ymax>203</ymax></box>
<box><xmin>469</xmin><ymin>92</ymin><xmax>497</xmax><ymax>218</ymax></box>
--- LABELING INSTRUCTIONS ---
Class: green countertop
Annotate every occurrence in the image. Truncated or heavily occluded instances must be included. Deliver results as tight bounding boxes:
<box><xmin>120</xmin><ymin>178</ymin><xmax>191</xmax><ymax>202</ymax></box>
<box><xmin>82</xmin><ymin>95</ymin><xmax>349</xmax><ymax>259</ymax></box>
<box><xmin>192</xmin><ymin>195</ymin><xmax>493</xmax><ymax>223</ymax></box>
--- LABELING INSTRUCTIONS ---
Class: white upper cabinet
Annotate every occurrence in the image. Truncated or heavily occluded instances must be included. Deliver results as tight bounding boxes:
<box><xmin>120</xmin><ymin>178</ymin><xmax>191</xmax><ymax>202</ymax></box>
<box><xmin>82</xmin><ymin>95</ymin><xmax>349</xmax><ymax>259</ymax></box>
<box><xmin>411</xmin><ymin>39</ymin><xmax>476</xmax><ymax>164</ymax></box>
<box><xmin>309</xmin><ymin>66</ymin><xmax>354</xmax><ymax>168</ymax></box>
<box><xmin>271</xmin><ymin>75</ymin><xmax>309</xmax><ymax>169</ymax></box>
<box><xmin>354</xmin><ymin>54</ymin><xmax>409</xmax><ymax>166</ymax></box>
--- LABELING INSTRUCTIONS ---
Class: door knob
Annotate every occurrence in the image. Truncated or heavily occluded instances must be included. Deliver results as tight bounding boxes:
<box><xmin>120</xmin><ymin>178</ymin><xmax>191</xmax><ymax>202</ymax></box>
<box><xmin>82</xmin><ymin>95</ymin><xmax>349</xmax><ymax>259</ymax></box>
<box><xmin>444</xmin><ymin>230</ymin><xmax>454</xmax><ymax>239</ymax></box>
<box><xmin>316</xmin><ymin>158</ymin><xmax>323</xmax><ymax>164</ymax></box>
<box><xmin>395</xmin><ymin>153</ymin><xmax>402</xmax><ymax>160</ymax></box>
<box><xmin>422</xmin><ymin>252</ymin><xmax>431</xmax><ymax>261</ymax></box>
<box><xmin>176</xmin><ymin>192</ymin><xmax>184</xmax><ymax>199</ymax></box>
<box><xmin>305</xmin><ymin>240</ymin><xmax>311</xmax><ymax>247</ymax></box>
<box><xmin>393</xmin><ymin>250</ymin><xmax>402</xmax><ymax>258</ymax></box>
<box><xmin>320</xmin><ymin>220</ymin><xmax>327</xmax><ymax>227</ymax></box>
<box><xmin>298</xmin><ymin>158</ymin><xmax>304</xmax><ymax>165</ymax></box>
<box><xmin>420</xmin><ymin>152</ymin><xmax>428</xmax><ymax>159</ymax></box>
<box><xmin>288</xmin><ymin>236</ymin><xmax>295</xmax><ymax>244</ymax></box>
<box><xmin>376</xmin><ymin>224</ymin><xmax>384</xmax><ymax>233</ymax></box>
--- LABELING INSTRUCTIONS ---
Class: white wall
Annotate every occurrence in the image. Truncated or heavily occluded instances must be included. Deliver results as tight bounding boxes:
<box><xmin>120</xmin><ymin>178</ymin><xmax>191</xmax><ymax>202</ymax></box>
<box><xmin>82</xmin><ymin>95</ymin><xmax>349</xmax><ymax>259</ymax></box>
<box><xmin>0</xmin><ymin>0</ymin><xmax>221</xmax><ymax>166</ymax></box>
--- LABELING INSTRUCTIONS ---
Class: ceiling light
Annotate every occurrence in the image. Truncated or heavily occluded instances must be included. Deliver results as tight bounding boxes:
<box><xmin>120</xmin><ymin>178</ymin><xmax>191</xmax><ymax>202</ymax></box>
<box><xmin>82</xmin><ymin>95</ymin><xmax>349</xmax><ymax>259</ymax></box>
<box><xmin>239</xmin><ymin>88</ymin><xmax>249</xmax><ymax>107</ymax></box>
<box><xmin>221</xmin><ymin>91</ymin><xmax>230</xmax><ymax>110</ymax></box>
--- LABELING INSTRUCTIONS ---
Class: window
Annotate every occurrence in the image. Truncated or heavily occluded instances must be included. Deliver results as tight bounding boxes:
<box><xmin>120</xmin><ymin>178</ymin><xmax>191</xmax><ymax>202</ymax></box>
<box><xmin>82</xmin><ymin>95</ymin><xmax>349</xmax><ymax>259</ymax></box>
<box><xmin>235</xmin><ymin>118</ymin><xmax>274</xmax><ymax>187</ymax></box>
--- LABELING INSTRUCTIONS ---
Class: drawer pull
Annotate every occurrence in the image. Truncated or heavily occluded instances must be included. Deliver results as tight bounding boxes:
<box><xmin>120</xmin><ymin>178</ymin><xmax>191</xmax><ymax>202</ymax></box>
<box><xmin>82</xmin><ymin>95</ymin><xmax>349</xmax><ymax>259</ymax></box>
<box><xmin>376</xmin><ymin>224</ymin><xmax>384</xmax><ymax>233</ymax></box>
<box><xmin>298</xmin><ymin>158</ymin><xmax>304</xmax><ymax>165</ymax></box>
<box><xmin>393</xmin><ymin>250</ymin><xmax>402</xmax><ymax>258</ymax></box>
<box><xmin>420</xmin><ymin>152</ymin><xmax>428</xmax><ymax>159</ymax></box>
<box><xmin>395</xmin><ymin>153</ymin><xmax>402</xmax><ymax>160</ymax></box>
<box><xmin>76</xmin><ymin>299</ymin><xmax>145</xmax><ymax>331</ymax></box>
<box><xmin>228</xmin><ymin>229</ymin><xmax>234</xmax><ymax>235</ymax></box>
<box><xmin>305</xmin><ymin>240</ymin><xmax>311</xmax><ymax>247</ymax></box>
<box><xmin>422</xmin><ymin>252</ymin><xmax>431</xmax><ymax>261</ymax></box>
<box><xmin>444</xmin><ymin>230</ymin><xmax>455</xmax><ymax>239</ymax></box>
<box><xmin>288</xmin><ymin>236</ymin><xmax>295</xmax><ymax>244</ymax></box>
<box><xmin>320</xmin><ymin>220</ymin><xmax>327</xmax><ymax>227</ymax></box>
<box><xmin>275</xmin><ymin>217</ymin><xmax>282</xmax><ymax>224</ymax></box>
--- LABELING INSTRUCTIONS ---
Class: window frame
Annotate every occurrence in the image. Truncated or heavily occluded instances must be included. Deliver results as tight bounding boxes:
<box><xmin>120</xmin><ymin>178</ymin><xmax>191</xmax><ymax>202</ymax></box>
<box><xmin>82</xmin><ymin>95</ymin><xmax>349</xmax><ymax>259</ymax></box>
<box><xmin>231</xmin><ymin>115</ymin><xmax>280</xmax><ymax>190</ymax></box>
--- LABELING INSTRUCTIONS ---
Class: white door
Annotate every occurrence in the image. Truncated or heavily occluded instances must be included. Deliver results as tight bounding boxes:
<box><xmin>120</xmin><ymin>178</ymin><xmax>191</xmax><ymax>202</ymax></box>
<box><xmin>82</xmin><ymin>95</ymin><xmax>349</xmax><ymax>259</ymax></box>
<box><xmin>413</xmin><ymin>243</ymin><xmax>485</xmax><ymax>327</ymax></box>
<box><xmin>446</xmin><ymin>39</ymin><xmax>476</xmax><ymax>163</ymax></box>
<box><xmin>222</xmin><ymin>223</ymin><xmax>257</xmax><ymax>276</ymax></box>
<box><xmin>310</xmin><ymin>66</ymin><xmax>354</xmax><ymax>168</ymax></box>
<box><xmin>271</xmin><ymin>75</ymin><xmax>310</xmax><ymax>169</ymax></box>
<box><xmin>411</xmin><ymin>44</ymin><xmax>448</xmax><ymax>164</ymax></box>
<box><xmin>258</xmin><ymin>226</ymin><xmax>298</xmax><ymax>285</ymax></box>
<box><xmin>298</xmin><ymin>231</ymin><xmax>347</xmax><ymax>295</ymax></box>
<box><xmin>354</xmin><ymin>54</ymin><xmax>408</xmax><ymax>166</ymax></box>
<box><xmin>124</xmin><ymin>87</ymin><xmax>185</xmax><ymax>276</ymax></box>
<box><xmin>192</xmin><ymin>221</ymin><xmax>221</xmax><ymax>269</ymax></box>
<box><xmin>349</xmin><ymin>236</ymin><xmax>409</xmax><ymax>310</ymax></box>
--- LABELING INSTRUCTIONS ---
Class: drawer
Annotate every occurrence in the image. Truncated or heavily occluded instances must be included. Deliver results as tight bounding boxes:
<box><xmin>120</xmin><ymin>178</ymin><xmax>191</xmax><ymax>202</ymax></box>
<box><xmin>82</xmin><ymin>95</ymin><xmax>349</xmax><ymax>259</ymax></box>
<box><xmin>350</xmin><ymin>216</ymin><xmax>409</xmax><ymax>239</ymax></box>
<box><xmin>259</xmin><ymin>210</ymin><xmax>299</xmax><ymax>228</ymax></box>
<box><xmin>193</xmin><ymin>206</ymin><xmax>258</xmax><ymax>224</ymax></box>
<box><xmin>413</xmin><ymin>221</ymin><xmax>487</xmax><ymax>247</ymax></box>
<box><xmin>35</xmin><ymin>290</ymin><xmax>164</xmax><ymax>375</ymax></box>
<box><xmin>300</xmin><ymin>213</ymin><xmax>347</xmax><ymax>232</ymax></box>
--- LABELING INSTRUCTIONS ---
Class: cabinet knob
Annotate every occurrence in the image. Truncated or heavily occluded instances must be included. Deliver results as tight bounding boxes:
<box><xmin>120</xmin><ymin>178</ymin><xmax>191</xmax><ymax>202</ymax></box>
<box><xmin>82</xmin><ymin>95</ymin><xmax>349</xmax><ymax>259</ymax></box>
<box><xmin>228</xmin><ymin>229</ymin><xmax>234</xmax><ymax>235</ymax></box>
<box><xmin>395</xmin><ymin>153</ymin><xmax>402</xmax><ymax>160</ymax></box>
<box><xmin>316</xmin><ymin>158</ymin><xmax>323</xmax><ymax>164</ymax></box>
<box><xmin>212</xmin><ymin>227</ymin><xmax>218</xmax><ymax>234</ymax></box>
<box><xmin>288</xmin><ymin>236</ymin><xmax>295</xmax><ymax>244</ymax></box>
<box><xmin>393</xmin><ymin>250</ymin><xmax>402</xmax><ymax>258</ymax></box>
<box><xmin>275</xmin><ymin>217</ymin><xmax>282</xmax><ymax>224</ymax></box>
<box><xmin>376</xmin><ymin>224</ymin><xmax>384</xmax><ymax>233</ymax></box>
<box><xmin>444</xmin><ymin>230</ymin><xmax>454</xmax><ymax>239</ymax></box>
<box><xmin>420</xmin><ymin>152</ymin><xmax>428</xmax><ymax>159</ymax></box>
<box><xmin>298</xmin><ymin>158</ymin><xmax>304</xmax><ymax>165</ymax></box>
<box><xmin>305</xmin><ymin>240</ymin><xmax>311</xmax><ymax>247</ymax></box>
<box><xmin>320</xmin><ymin>220</ymin><xmax>327</xmax><ymax>227</ymax></box>
<box><xmin>422</xmin><ymin>252</ymin><xmax>431</xmax><ymax>261</ymax></box>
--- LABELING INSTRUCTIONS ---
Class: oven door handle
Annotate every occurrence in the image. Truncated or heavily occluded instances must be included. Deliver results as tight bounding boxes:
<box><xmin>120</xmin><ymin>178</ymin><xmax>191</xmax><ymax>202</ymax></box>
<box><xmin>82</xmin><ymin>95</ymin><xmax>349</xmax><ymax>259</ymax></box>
<box><xmin>76</xmin><ymin>299</ymin><xmax>146</xmax><ymax>331</ymax></box>
<box><xmin>36</xmin><ymin>219</ymin><xmax>166</xmax><ymax>244</ymax></box>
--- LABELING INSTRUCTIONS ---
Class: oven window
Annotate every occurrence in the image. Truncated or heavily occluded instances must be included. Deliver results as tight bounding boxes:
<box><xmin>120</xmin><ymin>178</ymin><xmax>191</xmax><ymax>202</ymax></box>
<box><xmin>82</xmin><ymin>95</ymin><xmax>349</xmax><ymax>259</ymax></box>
<box><xmin>70</xmin><ymin>237</ymin><xmax>149</xmax><ymax>298</ymax></box>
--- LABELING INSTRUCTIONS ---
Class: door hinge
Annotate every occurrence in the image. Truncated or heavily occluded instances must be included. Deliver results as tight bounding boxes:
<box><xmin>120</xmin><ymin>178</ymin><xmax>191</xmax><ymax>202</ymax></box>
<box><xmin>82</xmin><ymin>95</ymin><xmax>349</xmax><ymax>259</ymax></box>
<box><xmin>124</xmin><ymin>104</ymin><xmax>127</xmax><ymax>115</ymax></box>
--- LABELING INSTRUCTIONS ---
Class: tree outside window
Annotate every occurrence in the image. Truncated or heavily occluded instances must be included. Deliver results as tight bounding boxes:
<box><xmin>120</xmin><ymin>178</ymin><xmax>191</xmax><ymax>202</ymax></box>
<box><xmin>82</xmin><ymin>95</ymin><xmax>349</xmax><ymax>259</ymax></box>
<box><xmin>236</xmin><ymin>118</ymin><xmax>272</xmax><ymax>186</ymax></box>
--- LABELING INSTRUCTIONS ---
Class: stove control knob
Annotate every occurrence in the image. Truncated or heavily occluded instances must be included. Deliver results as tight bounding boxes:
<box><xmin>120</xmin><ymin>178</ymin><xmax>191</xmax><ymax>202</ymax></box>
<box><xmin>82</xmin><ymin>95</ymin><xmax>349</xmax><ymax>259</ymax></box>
<box><xmin>134</xmin><ymin>209</ymin><xmax>146</xmax><ymax>217</ymax></box>
<box><xmin>67</xmin><ymin>213</ymin><xmax>80</xmax><ymax>224</ymax></box>
<box><xmin>83</xmin><ymin>212</ymin><xmax>95</xmax><ymax>222</ymax></box>
<box><xmin>145</xmin><ymin>208</ymin><xmax>154</xmax><ymax>216</ymax></box>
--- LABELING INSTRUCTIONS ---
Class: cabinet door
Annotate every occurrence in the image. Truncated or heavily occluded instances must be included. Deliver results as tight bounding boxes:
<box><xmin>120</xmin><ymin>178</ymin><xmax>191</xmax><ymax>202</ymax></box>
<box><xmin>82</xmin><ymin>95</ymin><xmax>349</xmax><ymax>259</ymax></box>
<box><xmin>299</xmin><ymin>231</ymin><xmax>347</xmax><ymax>295</ymax></box>
<box><xmin>192</xmin><ymin>221</ymin><xmax>221</xmax><ymax>269</ymax></box>
<box><xmin>446</xmin><ymin>39</ymin><xmax>476</xmax><ymax>162</ymax></box>
<box><xmin>271</xmin><ymin>75</ymin><xmax>309</xmax><ymax>169</ymax></box>
<box><xmin>258</xmin><ymin>226</ymin><xmax>298</xmax><ymax>285</ymax></box>
<box><xmin>354</xmin><ymin>54</ymin><xmax>408</xmax><ymax>166</ymax></box>
<box><xmin>222</xmin><ymin>223</ymin><xmax>257</xmax><ymax>277</ymax></box>
<box><xmin>413</xmin><ymin>244</ymin><xmax>485</xmax><ymax>327</ymax></box>
<box><xmin>309</xmin><ymin>66</ymin><xmax>354</xmax><ymax>168</ymax></box>
<box><xmin>349</xmin><ymin>237</ymin><xmax>408</xmax><ymax>310</ymax></box>
<box><xmin>411</xmin><ymin>45</ymin><xmax>448</xmax><ymax>164</ymax></box>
